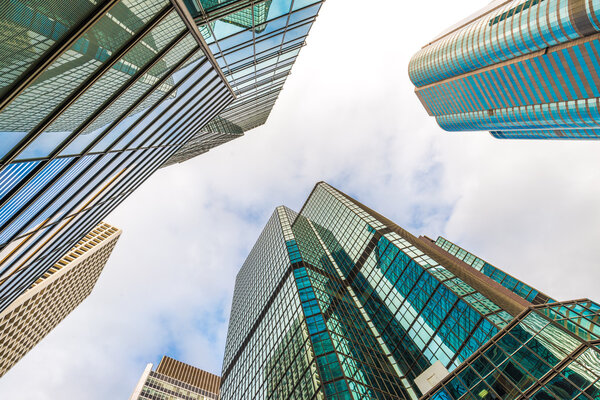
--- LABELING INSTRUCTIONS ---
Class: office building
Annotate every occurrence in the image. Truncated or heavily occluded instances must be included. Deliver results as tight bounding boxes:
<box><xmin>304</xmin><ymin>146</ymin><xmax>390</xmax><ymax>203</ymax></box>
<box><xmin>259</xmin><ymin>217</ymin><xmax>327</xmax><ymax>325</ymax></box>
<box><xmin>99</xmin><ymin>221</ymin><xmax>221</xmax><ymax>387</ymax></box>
<box><xmin>220</xmin><ymin>182</ymin><xmax>600</xmax><ymax>399</ymax></box>
<box><xmin>0</xmin><ymin>0</ymin><xmax>234</xmax><ymax>313</ymax></box>
<box><xmin>0</xmin><ymin>222</ymin><xmax>120</xmax><ymax>377</ymax></box>
<box><xmin>423</xmin><ymin>299</ymin><xmax>600</xmax><ymax>399</ymax></box>
<box><xmin>409</xmin><ymin>0</ymin><xmax>600</xmax><ymax>139</ymax></box>
<box><xmin>0</xmin><ymin>0</ymin><xmax>323</xmax><ymax>313</ymax></box>
<box><xmin>129</xmin><ymin>355</ymin><xmax>220</xmax><ymax>399</ymax></box>
<box><xmin>164</xmin><ymin>0</ymin><xmax>325</xmax><ymax>165</ymax></box>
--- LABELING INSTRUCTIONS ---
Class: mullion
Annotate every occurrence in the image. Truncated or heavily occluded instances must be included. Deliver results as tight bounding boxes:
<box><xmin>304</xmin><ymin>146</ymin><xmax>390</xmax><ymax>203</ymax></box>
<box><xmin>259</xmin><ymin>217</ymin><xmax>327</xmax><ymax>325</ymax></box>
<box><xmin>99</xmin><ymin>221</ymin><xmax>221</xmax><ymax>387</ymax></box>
<box><xmin>0</xmin><ymin>52</ymin><xmax>207</xmax><ymax>166</ymax></box>
<box><xmin>118</xmin><ymin>71</ymin><xmax>218</xmax><ymax>150</ymax></box>
<box><xmin>170</xmin><ymin>0</ymin><xmax>234</xmax><ymax>96</ymax></box>
<box><xmin>218</xmin><ymin>15</ymin><xmax>312</xmax><ymax>59</ymax></box>
<box><xmin>233</xmin><ymin>80</ymin><xmax>285</xmax><ymax>100</ymax></box>
<box><xmin>202</xmin><ymin>4</ymin><xmax>230</xmax><ymax>79</ymax></box>
<box><xmin>0</xmin><ymin>0</ymin><xmax>121</xmax><ymax>113</ymax></box>
<box><xmin>236</xmin><ymin>70</ymin><xmax>289</xmax><ymax>91</ymax></box>
<box><xmin>232</xmin><ymin>59</ymin><xmax>295</xmax><ymax>86</ymax></box>
<box><xmin>1</xmin><ymin>87</ymin><xmax>230</xmax><ymax>253</ymax></box>
<box><xmin>0</xmin><ymin>90</ymin><xmax>231</xmax><ymax>298</ymax></box>
<box><xmin>224</xmin><ymin>86</ymin><xmax>282</xmax><ymax>111</ymax></box>
<box><xmin>0</xmin><ymin>4</ymin><xmax>174</xmax><ymax>168</ymax></box>
<box><xmin>0</xmin><ymin>44</ymin><xmax>203</xmax><ymax>239</ymax></box>
<box><xmin>124</xmin><ymin>76</ymin><xmax>223</xmax><ymax>149</ymax></box>
<box><xmin>0</xmin><ymin>186</ymin><xmax>127</xmax><ymax>305</ymax></box>
<box><xmin>273</xmin><ymin>0</ymin><xmax>297</xmax><ymax>87</ymax></box>
<box><xmin>447</xmin><ymin>318</ymin><xmax>485</xmax><ymax>368</ymax></box>
<box><xmin>194</xmin><ymin>0</ymin><xmax>266</xmax><ymax>25</ymax></box>
<box><xmin>227</xmin><ymin>44</ymin><xmax>303</xmax><ymax>77</ymax></box>
<box><xmin>54</xmin><ymin>93</ymin><xmax>233</xmax><ymax>243</ymax></box>
<box><xmin>225</xmin><ymin>100</ymin><xmax>278</xmax><ymax>122</ymax></box>
<box><xmin>230</xmin><ymin>63</ymin><xmax>293</xmax><ymax>89</ymax></box>
<box><xmin>222</xmin><ymin>95</ymin><xmax>279</xmax><ymax>119</ymax></box>
<box><xmin>102</xmin><ymin>95</ymin><xmax>232</xmax><ymax>203</ymax></box>
<box><xmin>0</xmin><ymin>72</ymin><xmax>226</xmax><ymax>256</ymax></box>
<box><xmin>0</xmin><ymin>33</ymin><xmax>194</xmax><ymax>234</ymax></box>
<box><xmin>214</xmin><ymin>2</ymin><xmax>318</xmax><ymax>59</ymax></box>
<box><xmin>226</xmin><ymin>41</ymin><xmax>305</xmax><ymax>72</ymax></box>
<box><xmin>238</xmin><ymin>114</ymin><xmax>275</xmax><ymax>130</ymax></box>
<box><xmin>225</xmin><ymin>87</ymin><xmax>281</xmax><ymax>110</ymax></box>
<box><xmin>229</xmin><ymin>103</ymin><xmax>278</xmax><ymax>120</ymax></box>
<box><xmin>227</xmin><ymin>43</ymin><xmax>301</xmax><ymax>75</ymax></box>
<box><xmin>0</xmin><ymin>55</ymin><xmax>212</xmax><ymax>225</ymax></box>
<box><xmin>16</xmin><ymin>88</ymin><xmax>231</xmax><ymax>248</ymax></box>
<box><xmin>236</xmin><ymin>113</ymin><xmax>273</xmax><ymax>129</ymax></box>
<box><xmin>52</xmin><ymin>30</ymin><xmax>192</xmax><ymax>158</ymax></box>
<box><xmin>103</xmin><ymin>68</ymin><xmax>213</xmax><ymax>153</ymax></box>
<box><xmin>226</xmin><ymin>107</ymin><xmax>276</xmax><ymax>127</ymax></box>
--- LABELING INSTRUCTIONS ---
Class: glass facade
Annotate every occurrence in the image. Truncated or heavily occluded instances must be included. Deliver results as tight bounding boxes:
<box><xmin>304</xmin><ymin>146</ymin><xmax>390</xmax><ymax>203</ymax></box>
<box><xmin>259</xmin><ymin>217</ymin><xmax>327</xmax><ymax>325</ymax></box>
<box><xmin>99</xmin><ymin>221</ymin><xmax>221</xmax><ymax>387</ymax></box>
<box><xmin>0</xmin><ymin>0</ymin><xmax>325</xmax><ymax>320</ymax></box>
<box><xmin>221</xmin><ymin>206</ymin><xmax>322</xmax><ymax>399</ymax></box>
<box><xmin>0</xmin><ymin>0</ymin><xmax>234</xmax><ymax>312</ymax></box>
<box><xmin>424</xmin><ymin>299</ymin><xmax>600</xmax><ymax>400</ymax></box>
<box><xmin>221</xmin><ymin>182</ymin><xmax>577</xmax><ymax>399</ymax></box>
<box><xmin>434</xmin><ymin>237</ymin><xmax>554</xmax><ymax>305</ymax></box>
<box><xmin>408</xmin><ymin>0</ymin><xmax>600</xmax><ymax>139</ymax></box>
<box><xmin>163</xmin><ymin>0</ymin><xmax>325</xmax><ymax>165</ymax></box>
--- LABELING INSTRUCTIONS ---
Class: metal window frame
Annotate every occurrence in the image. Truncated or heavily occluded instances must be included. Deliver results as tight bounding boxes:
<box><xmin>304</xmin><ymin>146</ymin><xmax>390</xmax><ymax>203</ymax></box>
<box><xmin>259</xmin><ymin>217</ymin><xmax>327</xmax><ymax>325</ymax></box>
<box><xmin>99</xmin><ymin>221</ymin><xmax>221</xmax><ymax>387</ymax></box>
<box><xmin>0</xmin><ymin>0</ymin><xmax>121</xmax><ymax>114</ymax></box>
<box><xmin>0</xmin><ymin>0</ymin><xmax>236</xmax><ymax>309</ymax></box>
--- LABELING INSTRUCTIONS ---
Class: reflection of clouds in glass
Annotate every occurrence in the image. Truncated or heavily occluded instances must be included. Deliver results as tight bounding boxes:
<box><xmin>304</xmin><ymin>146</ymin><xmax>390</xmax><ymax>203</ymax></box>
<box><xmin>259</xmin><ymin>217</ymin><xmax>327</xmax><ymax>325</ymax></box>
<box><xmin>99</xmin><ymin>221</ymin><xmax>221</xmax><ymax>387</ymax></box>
<box><xmin>0</xmin><ymin>0</ymin><xmax>236</xmax><ymax>340</ymax></box>
<box><xmin>0</xmin><ymin>0</ymin><xmax>175</xmax><ymax>135</ymax></box>
<box><xmin>542</xmin><ymin>301</ymin><xmax>600</xmax><ymax>342</ymax></box>
<box><xmin>163</xmin><ymin>0</ymin><xmax>322</xmax><ymax>165</ymax></box>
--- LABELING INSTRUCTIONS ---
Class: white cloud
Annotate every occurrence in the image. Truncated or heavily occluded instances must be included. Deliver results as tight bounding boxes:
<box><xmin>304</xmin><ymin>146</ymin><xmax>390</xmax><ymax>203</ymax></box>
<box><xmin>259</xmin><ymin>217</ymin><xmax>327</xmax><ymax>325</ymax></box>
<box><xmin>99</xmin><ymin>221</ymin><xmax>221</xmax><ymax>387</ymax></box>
<box><xmin>1</xmin><ymin>0</ymin><xmax>599</xmax><ymax>397</ymax></box>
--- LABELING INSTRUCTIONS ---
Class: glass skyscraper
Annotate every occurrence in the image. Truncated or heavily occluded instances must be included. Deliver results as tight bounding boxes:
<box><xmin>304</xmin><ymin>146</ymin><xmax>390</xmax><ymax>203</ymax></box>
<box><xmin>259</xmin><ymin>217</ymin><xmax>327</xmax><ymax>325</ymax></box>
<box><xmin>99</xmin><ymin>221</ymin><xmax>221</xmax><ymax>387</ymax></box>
<box><xmin>0</xmin><ymin>0</ymin><xmax>323</xmax><ymax>314</ymax></box>
<box><xmin>409</xmin><ymin>0</ymin><xmax>600</xmax><ymax>139</ymax></box>
<box><xmin>0</xmin><ymin>0</ymin><xmax>234</xmax><ymax>313</ymax></box>
<box><xmin>423</xmin><ymin>299</ymin><xmax>600</xmax><ymax>399</ymax></box>
<box><xmin>165</xmin><ymin>0</ymin><xmax>324</xmax><ymax>165</ymax></box>
<box><xmin>220</xmin><ymin>182</ymin><xmax>600</xmax><ymax>399</ymax></box>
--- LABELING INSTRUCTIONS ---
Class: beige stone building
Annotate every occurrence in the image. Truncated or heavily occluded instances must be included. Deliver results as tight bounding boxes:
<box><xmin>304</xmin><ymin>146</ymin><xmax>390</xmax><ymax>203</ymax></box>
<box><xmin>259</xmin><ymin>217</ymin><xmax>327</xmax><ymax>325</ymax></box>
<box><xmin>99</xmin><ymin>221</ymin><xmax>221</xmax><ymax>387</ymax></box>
<box><xmin>130</xmin><ymin>356</ymin><xmax>220</xmax><ymax>400</ymax></box>
<box><xmin>0</xmin><ymin>222</ymin><xmax>121</xmax><ymax>377</ymax></box>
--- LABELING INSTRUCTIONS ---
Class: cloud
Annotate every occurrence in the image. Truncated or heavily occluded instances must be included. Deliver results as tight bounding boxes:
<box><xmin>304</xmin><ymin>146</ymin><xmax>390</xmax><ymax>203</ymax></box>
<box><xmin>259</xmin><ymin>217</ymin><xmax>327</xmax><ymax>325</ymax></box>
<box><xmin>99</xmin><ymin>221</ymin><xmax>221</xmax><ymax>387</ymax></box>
<box><xmin>0</xmin><ymin>0</ymin><xmax>599</xmax><ymax>398</ymax></box>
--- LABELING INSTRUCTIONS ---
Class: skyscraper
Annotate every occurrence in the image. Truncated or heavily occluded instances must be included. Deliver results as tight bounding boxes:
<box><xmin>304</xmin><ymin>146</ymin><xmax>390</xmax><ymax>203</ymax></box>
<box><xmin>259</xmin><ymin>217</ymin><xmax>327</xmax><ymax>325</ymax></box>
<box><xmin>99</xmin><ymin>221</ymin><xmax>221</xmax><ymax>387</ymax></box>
<box><xmin>0</xmin><ymin>0</ymin><xmax>323</xmax><ymax>314</ymax></box>
<box><xmin>220</xmin><ymin>182</ymin><xmax>600</xmax><ymax>399</ymax></box>
<box><xmin>164</xmin><ymin>0</ymin><xmax>325</xmax><ymax>165</ymax></box>
<box><xmin>129</xmin><ymin>355</ymin><xmax>220</xmax><ymax>399</ymax></box>
<box><xmin>422</xmin><ymin>299</ymin><xmax>600</xmax><ymax>399</ymax></box>
<box><xmin>0</xmin><ymin>221</ymin><xmax>120</xmax><ymax>377</ymax></box>
<box><xmin>409</xmin><ymin>0</ymin><xmax>600</xmax><ymax>139</ymax></box>
<box><xmin>0</xmin><ymin>0</ymin><xmax>234</xmax><ymax>313</ymax></box>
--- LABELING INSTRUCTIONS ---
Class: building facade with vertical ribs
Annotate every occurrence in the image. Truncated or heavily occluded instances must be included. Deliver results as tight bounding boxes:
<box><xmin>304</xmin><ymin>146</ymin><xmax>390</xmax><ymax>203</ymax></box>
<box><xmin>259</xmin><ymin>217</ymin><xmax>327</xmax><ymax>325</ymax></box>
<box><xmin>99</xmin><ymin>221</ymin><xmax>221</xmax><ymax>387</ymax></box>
<box><xmin>0</xmin><ymin>0</ymin><xmax>323</xmax><ymax>315</ymax></box>
<box><xmin>163</xmin><ymin>0</ymin><xmax>325</xmax><ymax>165</ymax></box>
<box><xmin>0</xmin><ymin>0</ymin><xmax>235</xmax><ymax>314</ymax></box>
<box><xmin>129</xmin><ymin>355</ymin><xmax>220</xmax><ymax>400</ymax></box>
<box><xmin>409</xmin><ymin>0</ymin><xmax>600</xmax><ymax>139</ymax></box>
<box><xmin>220</xmin><ymin>182</ymin><xmax>600</xmax><ymax>399</ymax></box>
<box><xmin>0</xmin><ymin>222</ymin><xmax>120</xmax><ymax>378</ymax></box>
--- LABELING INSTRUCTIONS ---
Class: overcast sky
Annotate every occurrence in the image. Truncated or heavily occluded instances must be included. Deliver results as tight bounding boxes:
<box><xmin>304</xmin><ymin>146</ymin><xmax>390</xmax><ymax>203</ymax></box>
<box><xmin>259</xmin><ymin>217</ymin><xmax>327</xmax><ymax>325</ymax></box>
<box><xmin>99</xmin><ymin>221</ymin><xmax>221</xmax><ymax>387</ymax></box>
<box><xmin>1</xmin><ymin>0</ymin><xmax>600</xmax><ymax>398</ymax></box>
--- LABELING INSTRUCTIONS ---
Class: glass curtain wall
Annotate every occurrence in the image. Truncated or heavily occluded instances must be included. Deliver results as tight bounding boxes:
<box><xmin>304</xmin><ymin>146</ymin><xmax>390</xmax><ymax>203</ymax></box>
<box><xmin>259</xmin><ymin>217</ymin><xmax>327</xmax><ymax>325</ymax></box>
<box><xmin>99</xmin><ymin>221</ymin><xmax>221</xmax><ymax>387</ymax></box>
<box><xmin>408</xmin><ymin>0</ymin><xmax>600</xmax><ymax>139</ymax></box>
<box><xmin>163</xmin><ymin>0</ymin><xmax>324</xmax><ymax>165</ymax></box>
<box><xmin>0</xmin><ymin>0</ymin><xmax>234</xmax><ymax>311</ymax></box>
<box><xmin>424</xmin><ymin>300</ymin><xmax>600</xmax><ymax>400</ymax></box>
<box><xmin>220</xmin><ymin>206</ymin><xmax>322</xmax><ymax>400</ymax></box>
<box><xmin>222</xmin><ymin>182</ymin><xmax>561</xmax><ymax>399</ymax></box>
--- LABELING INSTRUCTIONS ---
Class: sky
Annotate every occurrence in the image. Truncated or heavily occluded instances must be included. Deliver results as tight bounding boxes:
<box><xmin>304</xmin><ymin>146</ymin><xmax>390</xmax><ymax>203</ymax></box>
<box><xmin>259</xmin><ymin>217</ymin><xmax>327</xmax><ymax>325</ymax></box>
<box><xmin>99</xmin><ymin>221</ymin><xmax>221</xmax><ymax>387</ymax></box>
<box><xmin>1</xmin><ymin>0</ymin><xmax>600</xmax><ymax>398</ymax></box>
